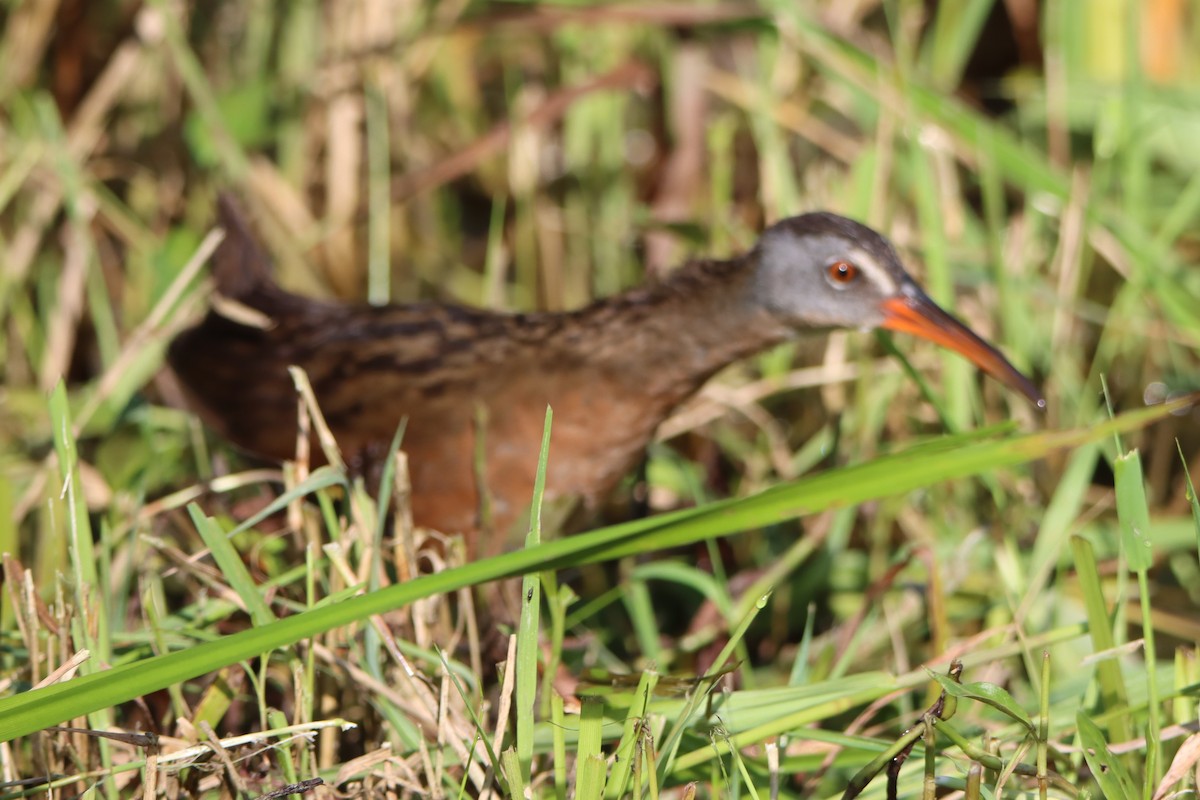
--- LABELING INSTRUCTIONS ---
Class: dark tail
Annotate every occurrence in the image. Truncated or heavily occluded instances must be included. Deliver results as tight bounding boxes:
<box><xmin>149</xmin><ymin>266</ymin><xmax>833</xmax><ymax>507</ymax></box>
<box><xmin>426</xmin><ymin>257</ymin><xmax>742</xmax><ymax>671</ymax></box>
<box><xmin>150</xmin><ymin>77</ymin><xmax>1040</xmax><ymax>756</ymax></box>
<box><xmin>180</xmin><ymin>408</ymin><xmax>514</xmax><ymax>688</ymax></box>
<box><xmin>167</xmin><ymin>193</ymin><xmax>309</xmax><ymax>460</ymax></box>
<box><xmin>211</xmin><ymin>192</ymin><xmax>279</xmax><ymax>302</ymax></box>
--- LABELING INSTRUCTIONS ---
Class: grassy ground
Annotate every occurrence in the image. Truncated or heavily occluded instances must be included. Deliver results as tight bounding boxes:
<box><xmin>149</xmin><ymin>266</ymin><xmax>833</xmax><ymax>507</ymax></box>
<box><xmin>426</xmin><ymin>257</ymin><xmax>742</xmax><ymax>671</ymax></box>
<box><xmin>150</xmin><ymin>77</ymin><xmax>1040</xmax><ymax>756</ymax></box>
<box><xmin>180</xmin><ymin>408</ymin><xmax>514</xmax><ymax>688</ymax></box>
<box><xmin>2</xmin><ymin>1</ymin><xmax>1200</xmax><ymax>798</ymax></box>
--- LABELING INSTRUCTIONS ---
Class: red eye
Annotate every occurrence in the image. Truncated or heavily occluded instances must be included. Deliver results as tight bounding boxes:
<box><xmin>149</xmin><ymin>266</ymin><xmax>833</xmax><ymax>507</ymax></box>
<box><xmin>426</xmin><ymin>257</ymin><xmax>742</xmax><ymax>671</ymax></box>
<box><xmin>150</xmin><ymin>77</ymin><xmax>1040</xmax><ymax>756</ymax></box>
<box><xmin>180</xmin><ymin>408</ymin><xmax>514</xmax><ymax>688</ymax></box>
<box><xmin>827</xmin><ymin>260</ymin><xmax>859</xmax><ymax>285</ymax></box>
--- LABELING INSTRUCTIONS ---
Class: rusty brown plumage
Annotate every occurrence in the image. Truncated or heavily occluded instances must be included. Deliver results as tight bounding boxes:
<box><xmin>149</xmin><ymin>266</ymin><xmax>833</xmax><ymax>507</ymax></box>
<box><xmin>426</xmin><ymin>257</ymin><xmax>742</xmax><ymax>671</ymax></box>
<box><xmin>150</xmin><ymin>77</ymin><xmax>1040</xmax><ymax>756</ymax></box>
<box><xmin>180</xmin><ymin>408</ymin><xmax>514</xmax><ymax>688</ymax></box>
<box><xmin>168</xmin><ymin>196</ymin><xmax>1041</xmax><ymax>554</ymax></box>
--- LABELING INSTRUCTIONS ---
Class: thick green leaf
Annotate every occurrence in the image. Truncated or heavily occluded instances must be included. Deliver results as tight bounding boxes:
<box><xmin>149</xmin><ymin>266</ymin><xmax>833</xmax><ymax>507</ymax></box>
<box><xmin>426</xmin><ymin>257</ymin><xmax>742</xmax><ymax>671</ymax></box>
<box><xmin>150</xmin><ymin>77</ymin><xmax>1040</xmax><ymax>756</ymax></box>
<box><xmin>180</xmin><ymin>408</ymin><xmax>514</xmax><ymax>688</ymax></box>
<box><xmin>928</xmin><ymin>672</ymin><xmax>1034</xmax><ymax>734</ymax></box>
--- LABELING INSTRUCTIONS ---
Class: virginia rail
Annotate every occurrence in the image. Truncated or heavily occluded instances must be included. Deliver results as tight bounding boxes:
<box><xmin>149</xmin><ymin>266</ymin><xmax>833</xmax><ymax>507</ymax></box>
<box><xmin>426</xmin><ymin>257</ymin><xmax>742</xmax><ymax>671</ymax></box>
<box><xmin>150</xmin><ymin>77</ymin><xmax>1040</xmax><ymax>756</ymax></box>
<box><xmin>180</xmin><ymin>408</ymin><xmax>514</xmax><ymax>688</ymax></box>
<box><xmin>169</xmin><ymin>197</ymin><xmax>1042</xmax><ymax>551</ymax></box>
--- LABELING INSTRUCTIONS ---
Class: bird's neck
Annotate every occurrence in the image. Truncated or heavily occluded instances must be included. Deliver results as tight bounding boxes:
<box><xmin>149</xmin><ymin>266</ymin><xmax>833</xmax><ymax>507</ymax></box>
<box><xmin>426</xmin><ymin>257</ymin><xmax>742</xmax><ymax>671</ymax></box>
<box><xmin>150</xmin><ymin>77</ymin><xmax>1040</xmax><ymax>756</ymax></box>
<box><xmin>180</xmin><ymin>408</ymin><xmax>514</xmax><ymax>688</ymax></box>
<box><xmin>566</xmin><ymin>253</ymin><xmax>792</xmax><ymax>410</ymax></box>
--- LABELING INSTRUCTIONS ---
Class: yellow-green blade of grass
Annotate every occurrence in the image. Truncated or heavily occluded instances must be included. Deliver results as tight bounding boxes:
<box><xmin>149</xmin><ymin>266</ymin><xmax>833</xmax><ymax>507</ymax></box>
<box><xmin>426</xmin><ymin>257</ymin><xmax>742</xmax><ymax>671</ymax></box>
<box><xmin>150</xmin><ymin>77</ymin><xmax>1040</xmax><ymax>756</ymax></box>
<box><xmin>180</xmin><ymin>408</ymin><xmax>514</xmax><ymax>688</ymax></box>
<box><xmin>187</xmin><ymin>503</ymin><xmax>276</xmax><ymax>627</ymax></box>
<box><xmin>1178</xmin><ymin>443</ymin><xmax>1200</xmax><ymax>559</ymax></box>
<box><xmin>517</xmin><ymin>407</ymin><xmax>553</xmax><ymax>784</ymax></box>
<box><xmin>574</xmin><ymin>696</ymin><xmax>607</xmax><ymax>800</ymax></box>
<box><xmin>50</xmin><ymin>380</ymin><xmax>117</xmax><ymax>788</ymax></box>
<box><xmin>551</xmin><ymin>691</ymin><xmax>568</xmax><ymax>800</ymax></box>
<box><xmin>1020</xmin><ymin>443</ymin><xmax>1100</xmax><ymax>618</ymax></box>
<box><xmin>577</xmin><ymin>754</ymin><xmax>608</xmax><ymax>800</ymax></box>
<box><xmin>369</xmin><ymin>421</ymin><xmax>408</xmax><ymax>547</ymax></box>
<box><xmin>1069</xmin><ymin>534</ymin><xmax>1133</xmax><ymax>746</ymax></box>
<box><xmin>1076</xmin><ymin>712</ymin><xmax>1139</xmax><ymax>800</ymax></box>
<box><xmin>919</xmin><ymin>0</ymin><xmax>995</xmax><ymax>89</ymax></box>
<box><xmin>0</xmin><ymin>400</ymin><xmax>1190</xmax><ymax>742</ymax></box>
<box><xmin>726</xmin><ymin>733</ymin><xmax>763</xmax><ymax>800</ymax></box>
<box><xmin>622</xmin><ymin>566</ymin><xmax>662</xmax><ymax>664</ymax></box>
<box><xmin>1113</xmin><ymin>446</ymin><xmax>1163</xmax><ymax>785</ymax></box>
<box><xmin>630</xmin><ymin>562</ymin><xmax>732</xmax><ymax>619</ymax></box>
<box><xmin>364</xmin><ymin>79</ymin><xmax>391</xmax><ymax>307</ymax></box>
<box><xmin>1114</xmin><ymin>449</ymin><xmax>1154</xmax><ymax>572</ymax></box>
<box><xmin>501</xmin><ymin>747</ymin><xmax>526</xmax><ymax>800</ymax></box>
<box><xmin>49</xmin><ymin>382</ymin><xmax>106</xmax><ymax>659</ymax></box>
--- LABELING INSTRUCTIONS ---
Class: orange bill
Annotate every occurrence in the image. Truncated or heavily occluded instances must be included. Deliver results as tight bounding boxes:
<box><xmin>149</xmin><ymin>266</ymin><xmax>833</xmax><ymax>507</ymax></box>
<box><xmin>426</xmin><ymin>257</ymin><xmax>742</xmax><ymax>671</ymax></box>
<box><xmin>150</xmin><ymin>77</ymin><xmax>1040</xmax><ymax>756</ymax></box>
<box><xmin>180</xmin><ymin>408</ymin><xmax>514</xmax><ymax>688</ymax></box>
<box><xmin>880</xmin><ymin>289</ymin><xmax>1045</xmax><ymax>408</ymax></box>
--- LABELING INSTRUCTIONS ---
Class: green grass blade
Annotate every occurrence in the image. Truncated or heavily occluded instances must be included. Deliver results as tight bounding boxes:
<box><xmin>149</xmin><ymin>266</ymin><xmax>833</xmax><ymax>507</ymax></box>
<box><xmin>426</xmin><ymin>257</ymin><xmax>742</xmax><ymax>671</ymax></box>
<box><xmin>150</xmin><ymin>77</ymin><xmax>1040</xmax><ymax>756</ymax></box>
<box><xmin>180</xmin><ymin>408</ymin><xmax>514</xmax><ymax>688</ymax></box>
<box><xmin>1114</xmin><ymin>450</ymin><xmax>1154</xmax><ymax>572</ymax></box>
<box><xmin>574</xmin><ymin>697</ymin><xmax>607</xmax><ymax>800</ymax></box>
<box><xmin>921</xmin><ymin>0</ymin><xmax>996</xmax><ymax>89</ymax></box>
<box><xmin>1021</xmin><ymin>443</ymin><xmax>1100</xmax><ymax>618</ymax></box>
<box><xmin>49</xmin><ymin>382</ymin><xmax>106</xmax><ymax>658</ymax></box>
<box><xmin>187</xmin><ymin>503</ymin><xmax>276</xmax><ymax>627</ymax></box>
<box><xmin>577</xmin><ymin>754</ymin><xmax>608</xmax><ymax>800</ymax></box>
<box><xmin>501</xmin><ymin>747</ymin><xmax>526</xmax><ymax>800</ymax></box>
<box><xmin>1114</xmin><ymin>446</ymin><xmax>1163</xmax><ymax>785</ymax></box>
<box><xmin>1069</xmin><ymin>535</ymin><xmax>1133</xmax><ymax>745</ymax></box>
<box><xmin>1179</xmin><ymin>443</ymin><xmax>1200</xmax><ymax>559</ymax></box>
<box><xmin>551</xmin><ymin>692</ymin><xmax>568</xmax><ymax>800</ymax></box>
<box><xmin>517</xmin><ymin>407</ymin><xmax>553</xmax><ymax>784</ymax></box>
<box><xmin>1076</xmin><ymin>712</ymin><xmax>1138</xmax><ymax>800</ymax></box>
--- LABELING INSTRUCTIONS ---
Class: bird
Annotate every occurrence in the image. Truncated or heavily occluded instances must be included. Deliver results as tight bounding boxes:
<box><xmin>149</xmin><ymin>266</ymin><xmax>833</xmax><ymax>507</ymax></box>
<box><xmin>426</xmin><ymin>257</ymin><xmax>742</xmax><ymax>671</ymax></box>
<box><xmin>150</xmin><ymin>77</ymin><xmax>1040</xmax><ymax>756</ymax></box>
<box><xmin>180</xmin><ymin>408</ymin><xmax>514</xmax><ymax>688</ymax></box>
<box><xmin>168</xmin><ymin>196</ymin><xmax>1043</xmax><ymax>554</ymax></box>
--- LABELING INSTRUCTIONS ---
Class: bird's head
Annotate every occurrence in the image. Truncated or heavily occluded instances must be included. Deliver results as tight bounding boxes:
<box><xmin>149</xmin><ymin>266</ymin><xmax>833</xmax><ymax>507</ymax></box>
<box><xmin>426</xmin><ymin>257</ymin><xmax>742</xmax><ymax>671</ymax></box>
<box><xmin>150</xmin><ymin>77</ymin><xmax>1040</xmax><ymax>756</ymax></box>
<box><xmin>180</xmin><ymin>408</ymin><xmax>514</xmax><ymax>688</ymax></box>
<box><xmin>750</xmin><ymin>212</ymin><xmax>1044</xmax><ymax>407</ymax></box>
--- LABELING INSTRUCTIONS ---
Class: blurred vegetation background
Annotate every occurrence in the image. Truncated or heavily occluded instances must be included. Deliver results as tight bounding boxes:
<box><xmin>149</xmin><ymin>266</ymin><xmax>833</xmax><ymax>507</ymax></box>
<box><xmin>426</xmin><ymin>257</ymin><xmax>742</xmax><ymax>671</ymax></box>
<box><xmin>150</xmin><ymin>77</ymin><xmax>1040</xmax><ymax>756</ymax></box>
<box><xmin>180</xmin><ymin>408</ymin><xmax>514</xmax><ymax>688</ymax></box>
<box><xmin>1</xmin><ymin>0</ymin><xmax>1199</xmax><ymax>797</ymax></box>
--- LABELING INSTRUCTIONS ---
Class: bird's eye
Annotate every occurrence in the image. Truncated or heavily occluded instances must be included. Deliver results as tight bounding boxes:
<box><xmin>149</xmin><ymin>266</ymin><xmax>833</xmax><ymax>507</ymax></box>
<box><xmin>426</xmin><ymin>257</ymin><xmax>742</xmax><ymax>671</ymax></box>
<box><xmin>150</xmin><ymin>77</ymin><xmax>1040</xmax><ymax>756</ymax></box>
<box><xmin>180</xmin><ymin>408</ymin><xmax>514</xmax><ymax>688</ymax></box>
<box><xmin>826</xmin><ymin>260</ymin><xmax>859</xmax><ymax>286</ymax></box>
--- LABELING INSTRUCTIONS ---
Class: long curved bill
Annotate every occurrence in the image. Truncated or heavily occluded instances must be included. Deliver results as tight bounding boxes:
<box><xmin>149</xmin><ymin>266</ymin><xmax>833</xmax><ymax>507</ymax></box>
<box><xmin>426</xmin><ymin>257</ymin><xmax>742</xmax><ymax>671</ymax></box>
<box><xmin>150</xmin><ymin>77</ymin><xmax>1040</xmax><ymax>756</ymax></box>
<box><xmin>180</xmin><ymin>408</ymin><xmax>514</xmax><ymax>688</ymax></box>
<box><xmin>880</xmin><ymin>287</ymin><xmax>1045</xmax><ymax>409</ymax></box>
